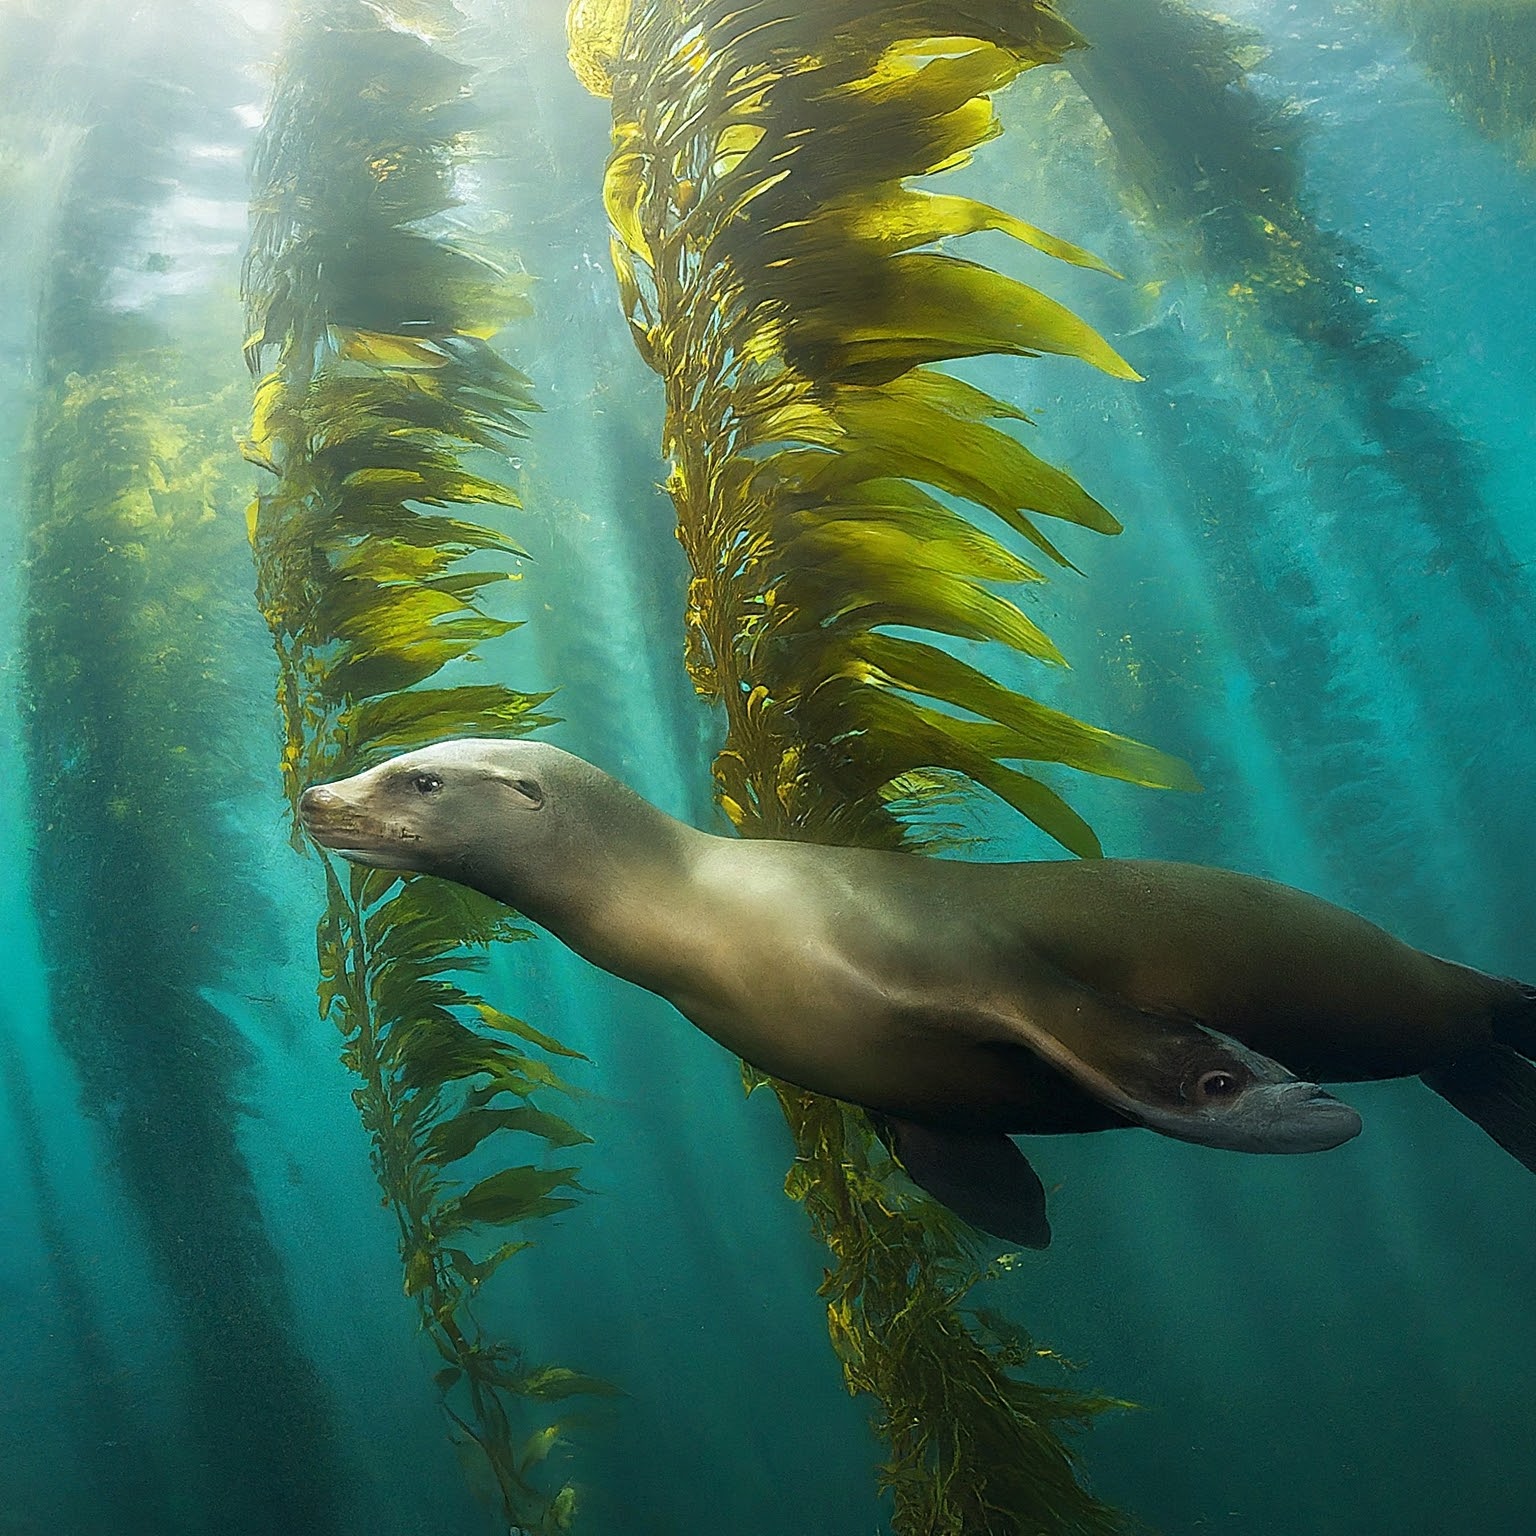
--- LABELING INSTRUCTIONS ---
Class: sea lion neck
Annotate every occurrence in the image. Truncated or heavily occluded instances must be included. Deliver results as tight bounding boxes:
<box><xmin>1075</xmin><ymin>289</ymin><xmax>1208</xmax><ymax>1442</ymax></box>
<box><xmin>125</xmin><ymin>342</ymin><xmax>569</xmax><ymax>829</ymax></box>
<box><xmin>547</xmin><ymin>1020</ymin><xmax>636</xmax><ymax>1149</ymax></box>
<box><xmin>472</xmin><ymin>765</ymin><xmax>716</xmax><ymax>989</ymax></box>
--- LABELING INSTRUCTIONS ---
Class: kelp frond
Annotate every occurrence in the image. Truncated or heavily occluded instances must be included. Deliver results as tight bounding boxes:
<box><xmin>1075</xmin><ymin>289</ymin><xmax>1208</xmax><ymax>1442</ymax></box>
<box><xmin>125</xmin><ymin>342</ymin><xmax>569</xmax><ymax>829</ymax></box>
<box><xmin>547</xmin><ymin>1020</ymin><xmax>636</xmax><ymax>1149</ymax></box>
<box><xmin>574</xmin><ymin>1</ymin><xmax>1168</xmax><ymax>1531</ymax></box>
<box><xmin>244</xmin><ymin>4</ymin><xmax>602</xmax><ymax>1529</ymax></box>
<box><xmin>593</xmin><ymin>0</ymin><xmax>1194</xmax><ymax>858</ymax></box>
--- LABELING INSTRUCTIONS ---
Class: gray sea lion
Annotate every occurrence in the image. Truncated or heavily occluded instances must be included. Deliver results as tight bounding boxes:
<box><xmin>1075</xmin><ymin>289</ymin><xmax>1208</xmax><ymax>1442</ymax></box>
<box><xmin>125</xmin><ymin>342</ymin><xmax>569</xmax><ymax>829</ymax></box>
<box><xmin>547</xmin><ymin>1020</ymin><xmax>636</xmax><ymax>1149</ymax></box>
<box><xmin>294</xmin><ymin>739</ymin><xmax>1536</xmax><ymax>1248</ymax></box>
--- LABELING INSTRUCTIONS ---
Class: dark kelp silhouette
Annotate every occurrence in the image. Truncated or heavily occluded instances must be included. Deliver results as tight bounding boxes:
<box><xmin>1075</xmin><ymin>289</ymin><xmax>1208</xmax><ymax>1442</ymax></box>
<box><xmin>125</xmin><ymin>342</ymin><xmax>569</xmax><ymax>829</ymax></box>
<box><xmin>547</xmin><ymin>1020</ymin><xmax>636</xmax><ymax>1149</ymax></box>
<box><xmin>14</xmin><ymin>6</ymin><xmax>346</xmax><ymax>1531</ymax></box>
<box><xmin>0</xmin><ymin>1027</ymin><xmax>172</xmax><ymax>1528</ymax></box>
<box><xmin>243</xmin><ymin>2</ymin><xmax>608</xmax><ymax>1529</ymax></box>
<box><xmin>1065</xmin><ymin>0</ymin><xmax>1523</xmax><ymax>621</ymax></box>
<box><xmin>1374</xmin><ymin>0</ymin><xmax>1536</xmax><ymax>163</ymax></box>
<box><xmin>569</xmin><ymin>1</ymin><xmax>1202</xmax><ymax>1530</ymax></box>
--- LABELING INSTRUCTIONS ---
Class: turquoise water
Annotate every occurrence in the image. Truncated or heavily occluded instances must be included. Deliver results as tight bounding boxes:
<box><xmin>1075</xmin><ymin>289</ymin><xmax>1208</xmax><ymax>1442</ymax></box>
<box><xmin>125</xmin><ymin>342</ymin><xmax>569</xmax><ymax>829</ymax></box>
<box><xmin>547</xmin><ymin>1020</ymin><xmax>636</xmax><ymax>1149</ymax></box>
<box><xmin>2</xmin><ymin>2</ymin><xmax>1533</xmax><ymax>1534</ymax></box>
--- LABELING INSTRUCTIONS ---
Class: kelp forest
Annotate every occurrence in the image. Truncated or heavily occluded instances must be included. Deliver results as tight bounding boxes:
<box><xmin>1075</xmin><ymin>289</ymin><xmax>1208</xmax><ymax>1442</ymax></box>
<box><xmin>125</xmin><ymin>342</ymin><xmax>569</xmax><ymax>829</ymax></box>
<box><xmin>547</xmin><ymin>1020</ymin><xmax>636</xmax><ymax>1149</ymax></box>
<box><xmin>1</xmin><ymin>2</ymin><xmax>1534</xmax><ymax>1535</ymax></box>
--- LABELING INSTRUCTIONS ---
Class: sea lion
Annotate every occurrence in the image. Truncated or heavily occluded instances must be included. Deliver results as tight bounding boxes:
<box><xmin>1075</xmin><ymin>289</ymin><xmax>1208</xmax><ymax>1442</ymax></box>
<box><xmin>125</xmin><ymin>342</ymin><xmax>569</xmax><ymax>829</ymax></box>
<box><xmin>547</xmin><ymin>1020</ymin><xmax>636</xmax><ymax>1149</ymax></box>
<box><xmin>294</xmin><ymin>739</ymin><xmax>1528</xmax><ymax>1248</ymax></box>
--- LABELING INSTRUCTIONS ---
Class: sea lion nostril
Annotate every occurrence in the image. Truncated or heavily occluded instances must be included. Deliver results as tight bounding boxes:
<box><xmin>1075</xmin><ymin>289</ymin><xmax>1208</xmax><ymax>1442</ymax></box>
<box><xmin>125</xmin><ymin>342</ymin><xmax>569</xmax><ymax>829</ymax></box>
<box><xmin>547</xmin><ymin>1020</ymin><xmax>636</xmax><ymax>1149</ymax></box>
<box><xmin>299</xmin><ymin>785</ymin><xmax>338</xmax><ymax>815</ymax></box>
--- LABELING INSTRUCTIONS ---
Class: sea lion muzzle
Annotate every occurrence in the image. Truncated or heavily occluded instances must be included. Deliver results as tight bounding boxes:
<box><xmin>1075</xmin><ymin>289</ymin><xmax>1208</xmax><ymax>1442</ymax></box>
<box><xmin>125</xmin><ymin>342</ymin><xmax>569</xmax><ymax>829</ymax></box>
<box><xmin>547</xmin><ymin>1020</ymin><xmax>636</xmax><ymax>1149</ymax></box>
<box><xmin>298</xmin><ymin>781</ymin><xmax>425</xmax><ymax>869</ymax></box>
<box><xmin>297</xmin><ymin>783</ymin><xmax>371</xmax><ymax>844</ymax></box>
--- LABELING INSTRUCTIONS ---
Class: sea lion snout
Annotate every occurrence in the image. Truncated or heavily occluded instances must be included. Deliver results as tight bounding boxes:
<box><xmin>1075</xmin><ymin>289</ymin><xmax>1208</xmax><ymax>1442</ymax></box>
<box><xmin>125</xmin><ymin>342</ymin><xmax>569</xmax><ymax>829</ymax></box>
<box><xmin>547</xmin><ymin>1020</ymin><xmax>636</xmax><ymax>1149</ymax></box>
<box><xmin>298</xmin><ymin>781</ymin><xmax>372</xmax><ymax>841</ymax></box>
<box><xmin>298</xmin><ymin>772</ymin><xmax>426</xmax><ymax>869</ymax></box>
<box><xmin>298</xmin><ymin>784</ymin><xmax>345</xmax><ymax>818</ymax></box>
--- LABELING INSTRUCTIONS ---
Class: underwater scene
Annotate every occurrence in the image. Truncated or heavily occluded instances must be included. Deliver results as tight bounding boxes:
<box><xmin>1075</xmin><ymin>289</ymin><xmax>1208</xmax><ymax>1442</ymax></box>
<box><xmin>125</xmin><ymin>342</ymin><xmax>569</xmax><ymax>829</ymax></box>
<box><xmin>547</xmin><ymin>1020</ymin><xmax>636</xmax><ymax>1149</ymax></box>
<box><xmin>2</xmin><ymin>1</ymin><xmax>1534</xmax><ymax>1533</ymax></box>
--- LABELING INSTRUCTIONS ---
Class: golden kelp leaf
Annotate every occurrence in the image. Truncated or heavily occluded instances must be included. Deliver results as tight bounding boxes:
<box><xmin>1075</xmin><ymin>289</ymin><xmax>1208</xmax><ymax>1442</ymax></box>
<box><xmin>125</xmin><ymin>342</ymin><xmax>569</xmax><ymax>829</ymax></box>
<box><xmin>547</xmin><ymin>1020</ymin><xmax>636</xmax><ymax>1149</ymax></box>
<box><xmin>363</xmin><ymin>875</ymin><xmax>521</xmax><ymax>955</ymax></box>
<box><xmin>345</xmin><ymin>685</ymin><xmax>556</xmax><ymax>760</ymax></box>
<box><xmin>791</xmin><ymin>255</ymin><xmax>1141</xmax><ymax>382</ymax></box>
<box><xmin>433</xmin><ymin>1107</ymin><xmax>593</xmax><ymax>1166</ymax></box>
<box><xmin>404</xmin><ymin>1246</ymin><xmax>436</xmax><ymax>1296</ymax></box>
<box><xmin>549</xmin><ymin>1485</ymin><xmax>578</xmax><ymax>1529</ymax></box>
<box><xmin>247</xmin><ymin>368</ymin><xmax>286</xmax><ymax>457</ymax></box>
<box><xmin>517</xmin><ymin>1423</ymin><xmax>562</xmax><ymax>1471</ymax></box>
<box><xmin>827</xmin><ymin>187</ymin><xmax>1121</xmax><ymax>275</ymax></box>
<box><xmin>567</xmin><ymin>0</ymin><xmax>633</xmax><ymax>99</ymax></box>
<box><xmin>445</xmin><ymin>1240</ymin><xmax>535</xmax><ymax>1291</ymax></box>
<box><xmin>789</xmin><ymin>507</ymin><xmax>1045</xmax><ymax>585</ymax></box>
<box><xmin>603</xmin><ymin>151</ymin><xmax>654</xmax><ymax>265</ymax></box>
<box><xmin>476</xmin><ymin>1003</ymin><xmax>591</xmax><ymax>1060</ymax></box>
<box><xmin>329</xmin><ymin>542</ymin><xmax>470</xmax><ymax>585</ymax></box>
<box><xmin>829</xmin><ymin>375</ymin><xmax>1123</xmax><ymax>534</ymax></box>
<box><xmin>850</xmin><ymin>632</ymin><xmax>1202</xmax><ymax>789</ymax></box>
<box><xmin>965</xmin><ymin>754</ymin><xmax>1103</xmax><ymax>858</ymax></box>
<box><xmin>773</xmin><ymin>528</ymin><xmax>1066</xmax><ymax>664</ymax></box>
<box><xmin>332</xmin><ymin>327</ymin><xmax>453</xmax><ymax>369</ymax></box>
<box><xmin>514</xmin><ymin>1366</ymin><xmax>622</xmax><ymax>1400</ymax></box>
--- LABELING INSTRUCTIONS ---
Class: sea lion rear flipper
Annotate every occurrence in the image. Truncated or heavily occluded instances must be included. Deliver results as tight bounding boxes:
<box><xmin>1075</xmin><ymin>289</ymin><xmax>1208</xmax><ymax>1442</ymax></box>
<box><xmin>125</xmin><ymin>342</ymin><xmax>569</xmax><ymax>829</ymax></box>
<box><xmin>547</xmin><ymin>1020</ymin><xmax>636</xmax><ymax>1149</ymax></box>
<box><xmin>1422</xmin><ymin>1045</ymin><xmax>1536</xmax><ymax>1174</ymax></box>
<box><xmin>885</xmin><ymin>1119</ymin><xmax>1051</xmax><ymax>1249</ymax></box>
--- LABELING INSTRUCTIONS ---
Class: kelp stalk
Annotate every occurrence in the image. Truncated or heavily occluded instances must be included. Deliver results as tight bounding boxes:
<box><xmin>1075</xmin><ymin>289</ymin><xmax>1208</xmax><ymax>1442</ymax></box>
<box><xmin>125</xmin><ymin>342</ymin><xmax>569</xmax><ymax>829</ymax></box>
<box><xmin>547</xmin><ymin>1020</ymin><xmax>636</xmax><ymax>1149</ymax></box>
<box><xmin>573</xmin><ymin>1</ymin><xmax>1195</xmax><ymax>1529</ymax></box>
<box><xmin>244</xmin><ymin>2</ymin><xmax>606</xmax><ymax>1528</ymax></box>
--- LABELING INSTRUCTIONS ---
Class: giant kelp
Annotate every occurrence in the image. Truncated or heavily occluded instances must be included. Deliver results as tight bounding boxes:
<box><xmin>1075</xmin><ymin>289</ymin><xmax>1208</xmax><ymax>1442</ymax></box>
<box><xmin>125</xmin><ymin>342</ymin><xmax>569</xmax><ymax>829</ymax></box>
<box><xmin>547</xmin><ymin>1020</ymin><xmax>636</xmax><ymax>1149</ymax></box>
<box><xmin>570</xmin><ymin>1</ymin><xmax>1193</xmax><ymax>1529</ymax></box>
<box><xmin>1373</xmin><ymin>0</ymin><xmax>1536</xmax><ymax>164</ymax></box>
<box><xmin>243</xmin><ymin>2</ymin><xmax>605</xmax><ymax>1529</ymax></box>
<box><xmin>14</xmin><ymin>6</ymin><xmax>346</xmax><ymax>1529</ymax></box>
<box><xmin>21</xmin><ymin>347</ymin><xmax>346</xmax><ymax>1536</ymax></box>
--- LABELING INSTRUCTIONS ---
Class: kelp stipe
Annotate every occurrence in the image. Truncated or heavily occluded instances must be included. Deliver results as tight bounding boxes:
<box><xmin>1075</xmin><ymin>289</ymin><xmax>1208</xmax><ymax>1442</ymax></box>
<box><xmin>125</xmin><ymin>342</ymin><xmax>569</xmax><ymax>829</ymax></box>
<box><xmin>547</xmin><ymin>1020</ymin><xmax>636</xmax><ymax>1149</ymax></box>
<box><xmin>14</xmin><ymin>7</ymin><xmax>346</xmax><ymax>1528</ymax></box>
<box><xmin>570</xmin><ymin>2</ymin><xmax>1184</xmax><ymax>1530</ymax></box>
<box><xmin>243</xmin><ymin>2</ymin><xmax>608</xmax><ymax>1528</ymax></box>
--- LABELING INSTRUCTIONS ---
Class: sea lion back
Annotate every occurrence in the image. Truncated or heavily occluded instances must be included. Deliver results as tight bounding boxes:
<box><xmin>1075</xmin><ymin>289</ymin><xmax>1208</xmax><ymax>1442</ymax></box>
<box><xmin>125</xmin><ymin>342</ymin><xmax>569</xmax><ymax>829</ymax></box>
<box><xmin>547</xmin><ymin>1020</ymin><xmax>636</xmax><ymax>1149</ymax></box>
<box><xmin>1001</xmin><ymin>859</ymin><xmax>1511</xmax><ymax>1080</ymax></box>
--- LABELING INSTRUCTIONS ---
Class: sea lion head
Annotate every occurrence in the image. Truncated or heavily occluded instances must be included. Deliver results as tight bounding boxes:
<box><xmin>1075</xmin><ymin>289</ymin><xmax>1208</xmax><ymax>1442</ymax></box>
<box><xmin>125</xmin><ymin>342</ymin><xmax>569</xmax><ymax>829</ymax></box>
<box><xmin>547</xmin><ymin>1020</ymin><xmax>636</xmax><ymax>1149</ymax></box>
<box><xmin>1110</xmin><ymin>1021</ymin><xmax>1363</xmax><ymax>1154</ymax></box>
<box><xmin>298</xmin><ymin>738</ymin><xmax>572</xmax><ymax>888</ymax></box>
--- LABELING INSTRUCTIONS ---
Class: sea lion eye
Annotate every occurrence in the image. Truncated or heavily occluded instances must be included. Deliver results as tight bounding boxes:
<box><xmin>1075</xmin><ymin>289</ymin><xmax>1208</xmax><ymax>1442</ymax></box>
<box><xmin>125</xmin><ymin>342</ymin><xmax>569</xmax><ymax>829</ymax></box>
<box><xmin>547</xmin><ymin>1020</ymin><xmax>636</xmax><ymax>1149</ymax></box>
<box><xmin>411</xmin><ymin>773</ymin><xmax>443</xmax><ymax>795</ymax></box>
<box><xmin>1197</xmin><ymin>1070</ymin><xmax>1241</xmax><ymax>1099</ymax></box>
<box><xmin>511</xmin><ymin>777</ymin><xmax>544</xmax><ymax>807</ymax></box>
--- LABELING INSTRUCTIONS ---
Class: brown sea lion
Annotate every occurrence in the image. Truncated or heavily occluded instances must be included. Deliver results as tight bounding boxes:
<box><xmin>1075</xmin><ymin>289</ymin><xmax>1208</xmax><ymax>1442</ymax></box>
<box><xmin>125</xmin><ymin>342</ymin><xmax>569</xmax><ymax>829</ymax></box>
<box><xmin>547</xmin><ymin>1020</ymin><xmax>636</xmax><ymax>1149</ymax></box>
<box><xmin>296</xmin><ymin>740</ymin><xmax>1536</xmax><ymax>1247</ymax></box>
<box><xmin>298</xmin><ymin>740</ymin><xmax>1535</xmax><ymax>1246</ymax></box>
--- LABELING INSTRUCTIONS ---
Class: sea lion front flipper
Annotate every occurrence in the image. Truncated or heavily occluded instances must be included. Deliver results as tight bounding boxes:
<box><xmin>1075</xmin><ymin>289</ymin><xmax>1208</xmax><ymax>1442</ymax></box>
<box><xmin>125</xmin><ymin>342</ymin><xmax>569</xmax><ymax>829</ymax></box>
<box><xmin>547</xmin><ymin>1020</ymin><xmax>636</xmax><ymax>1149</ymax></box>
<box><xmin>885</xmin><ymin>1119</ymin><xmax>1051</xmax><ymax>1249</ymax></box>
<box><xmin>1422</xmin><ymin>1045</ymin><xmax>1536</xmax><ymax>1174</ymax></box>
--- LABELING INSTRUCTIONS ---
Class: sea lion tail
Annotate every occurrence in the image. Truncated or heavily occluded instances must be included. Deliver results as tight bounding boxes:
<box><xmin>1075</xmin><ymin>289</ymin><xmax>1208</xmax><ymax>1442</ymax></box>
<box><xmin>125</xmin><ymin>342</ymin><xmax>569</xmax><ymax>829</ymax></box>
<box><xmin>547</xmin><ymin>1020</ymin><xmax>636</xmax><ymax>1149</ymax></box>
<box><xmin>1416</xmin><ymin>982</ymin><xmax>1536</xmax><ymax>1174</ymax></box>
